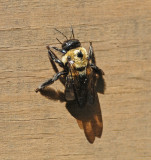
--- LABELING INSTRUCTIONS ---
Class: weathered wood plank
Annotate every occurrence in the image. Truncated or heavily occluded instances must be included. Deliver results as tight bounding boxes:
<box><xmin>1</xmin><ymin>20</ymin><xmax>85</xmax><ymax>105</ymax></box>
<box><xmin>0</xmin><ymin>0</ymin><xmax>151</xmax><ymax>160</ymax></box>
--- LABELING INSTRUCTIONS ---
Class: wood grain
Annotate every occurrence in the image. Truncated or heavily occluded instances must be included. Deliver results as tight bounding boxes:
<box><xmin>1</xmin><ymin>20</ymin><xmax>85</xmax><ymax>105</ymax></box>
<box><xmin>0</xmin><ymin>0</ymin><xmax>151</xmax><ymax>160</ymax></box>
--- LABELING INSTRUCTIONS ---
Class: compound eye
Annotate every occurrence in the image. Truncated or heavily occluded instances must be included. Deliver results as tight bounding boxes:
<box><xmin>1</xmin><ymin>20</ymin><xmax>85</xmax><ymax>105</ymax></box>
<box><xmin>77</xmin><ymin>51</ymin><xmax>83</xmax><ymax>58</ymax></box>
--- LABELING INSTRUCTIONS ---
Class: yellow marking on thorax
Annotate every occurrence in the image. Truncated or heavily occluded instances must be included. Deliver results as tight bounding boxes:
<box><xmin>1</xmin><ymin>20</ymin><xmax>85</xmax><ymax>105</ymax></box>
<box><xmin>62</xmin><ymin>47</ymin><xmax>89</xmax><ymax>78</ymax></box>
<box><xmin>62</xmin><ymin>47</ymin><xmax>88</xmax><ymax>68</ymax></box>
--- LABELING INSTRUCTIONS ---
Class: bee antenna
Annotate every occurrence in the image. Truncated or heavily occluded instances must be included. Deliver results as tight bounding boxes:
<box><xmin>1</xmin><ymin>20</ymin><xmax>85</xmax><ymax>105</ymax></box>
<box><xmin>70</xmin><ymin>25</ymin><xmax>75</xmax><ymax>39</ymax></box>
<box><xmin>54</xmin><ymin>28</ymin><xmax>68</xmax><ymax>40</ymax></box>
<box><xmin>56</xmin><ymin>38</ymin><xmax>62</xmax><ymax>44</ymax></box>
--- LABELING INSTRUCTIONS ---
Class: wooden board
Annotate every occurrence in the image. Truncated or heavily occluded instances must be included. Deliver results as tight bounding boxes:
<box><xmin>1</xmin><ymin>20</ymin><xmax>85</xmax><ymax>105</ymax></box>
<box><xmin>0</xmin><ymin>0</ymin><xmax>151</xmax><ymax>159</ymax></box>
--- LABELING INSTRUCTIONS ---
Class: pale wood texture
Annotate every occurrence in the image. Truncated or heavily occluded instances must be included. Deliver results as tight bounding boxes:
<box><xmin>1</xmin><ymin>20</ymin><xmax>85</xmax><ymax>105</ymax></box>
<box><xmin>0</xmin><ymin>0</ymin><xmax>151</xmax><ymax>160</ymax></box>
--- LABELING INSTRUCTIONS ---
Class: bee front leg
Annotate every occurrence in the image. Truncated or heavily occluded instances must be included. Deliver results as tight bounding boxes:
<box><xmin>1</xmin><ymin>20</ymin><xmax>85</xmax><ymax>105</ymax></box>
<box><xmin>50</xmin><ymin>47</ymin><xmax>66</xmax><ymax>54</ymax></box>
<box><xmin>47</xmin><ymin>46</ymin><xmax>66</xmax><ymax>85</ymax></box>
<box><xmin>47</xmin><ymin>46</ymin><xmax>65</xmax><ymax>69</ymax></box>
<box><xmin>35</xmin><ymin>71</ymin><xmax>67</xmax><ymax>93</ymax></box>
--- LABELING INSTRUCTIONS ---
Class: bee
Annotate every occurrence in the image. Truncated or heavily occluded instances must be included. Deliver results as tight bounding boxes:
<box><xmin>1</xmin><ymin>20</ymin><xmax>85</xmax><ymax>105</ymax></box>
<box><xmin>35</xmin><ymin>27</ymin><xmax>106</xmax><ymax>143</ymax></box>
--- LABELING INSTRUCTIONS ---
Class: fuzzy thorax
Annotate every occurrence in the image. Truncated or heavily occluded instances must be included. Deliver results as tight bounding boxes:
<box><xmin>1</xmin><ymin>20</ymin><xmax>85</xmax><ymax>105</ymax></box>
<box><xmin>62</xmin><ymin>47</ymin><xmax>88</xmax><ymax>69</ymax></box>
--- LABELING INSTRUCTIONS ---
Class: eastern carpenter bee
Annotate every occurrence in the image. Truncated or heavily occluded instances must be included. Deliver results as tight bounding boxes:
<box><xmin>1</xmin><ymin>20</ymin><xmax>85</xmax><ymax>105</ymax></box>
<box><xmin>35</xmin><ymin>27</ymin><xmax>106</xmax><ymax>143</ymax></box>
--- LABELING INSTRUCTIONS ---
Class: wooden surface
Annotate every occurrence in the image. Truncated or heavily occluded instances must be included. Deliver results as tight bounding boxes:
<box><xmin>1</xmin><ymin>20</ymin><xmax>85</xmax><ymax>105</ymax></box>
<box><xmin>0</xmin><ymin>0</ymin><xmax>151</xmax><ymax>160</ymax></box>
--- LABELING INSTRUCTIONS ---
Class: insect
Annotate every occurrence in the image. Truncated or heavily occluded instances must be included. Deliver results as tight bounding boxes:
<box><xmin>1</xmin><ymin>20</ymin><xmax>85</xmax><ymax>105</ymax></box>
<box><xmin>35</xmin><ymin>27</ymin><xmax>106</xmax><ymax>143</ymax></box>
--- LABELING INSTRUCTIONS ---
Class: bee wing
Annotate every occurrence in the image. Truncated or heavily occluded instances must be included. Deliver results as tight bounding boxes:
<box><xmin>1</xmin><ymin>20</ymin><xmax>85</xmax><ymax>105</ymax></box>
<box><xmin>76</xmin><ymin>119</ymin><xmax>83</xmax><ymax>129</ymax></box>
<box><xmin>77</xmin><ymin>111</ymin><xmax>103</xmax><ymax>143</ymax></box>
<box><xmin>66</xmin><ymin>92</ymin><xmax>103</xmax><ymax>144</ymax></box>
<box><xmin>91</xmin><ymin>114</ymin><xmax>103</xmax><ymax>138</ymax></box>
<box><xmin>82</xmin><ymin>106</ymin><xmax>103</xmax><ymax>143</ymax></box>
<box><xmin>76</xmin><ymin>116</ymin><xmax>103</xmax><ymax>144</ymax></box>
<box><xmin>66</xmin><ymin>68</ymin><xmax>103</xmax><ymax>143</ymax></box>
<box><xmin>83</xmin><ymin>121</ymin><xmax>95</xmax><ymax>144</ymax></box>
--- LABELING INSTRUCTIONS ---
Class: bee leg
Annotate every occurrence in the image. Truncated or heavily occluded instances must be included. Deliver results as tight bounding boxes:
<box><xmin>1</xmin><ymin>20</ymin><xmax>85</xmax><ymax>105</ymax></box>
<box><xmin>51</xmin><ymin>47</ymin><xmax>66</xmax><ymax>54</ymax></box>
<box><xmin>91</xmin><ymin>64</ymin><xmax>106</xmax><ymax>94</ymax></box>
<box><xmin>88</xmin><ymin>42</ymin><xmax>96</xmax><ymax>65</ymax></box>
<box><xmin>47</xmin><ymin>50</ymin><xmax>66</xmax><ymax>85</ymax></box>
<box><xmin>35</xmin><ymin>71</ymin><xmax>67</xmax><ymax>93</ymax></box>
<box><xmin>89</xmin><ymin>42</ymin><xmax>106</xmax><ymax>93</ymax></box>
<box><xmin>46</xmin><ymin>46</ymin><xmax>67</xmax><ymax>85</ymax></box>
<box><xmin>46</xmin><ymin>46</ymin><xmax>65</xmax><ymax>69</ymax></box>
<box><xmin>90</xmin><ymin>64</ymin><xmax>105</xmax><ymax>75</ymax></box>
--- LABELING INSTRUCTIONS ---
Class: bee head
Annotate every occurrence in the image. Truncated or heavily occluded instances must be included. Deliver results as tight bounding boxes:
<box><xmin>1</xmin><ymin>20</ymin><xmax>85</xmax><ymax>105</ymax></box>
<box><xmin>62</xmin><ymin>39</ymin><xmax>81</xmax><ymax>52</ymax></box>
<box><xmin>55</xmin><ymin>27</ymin><xmax>81</xmax><ymax>52</ymax></box>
